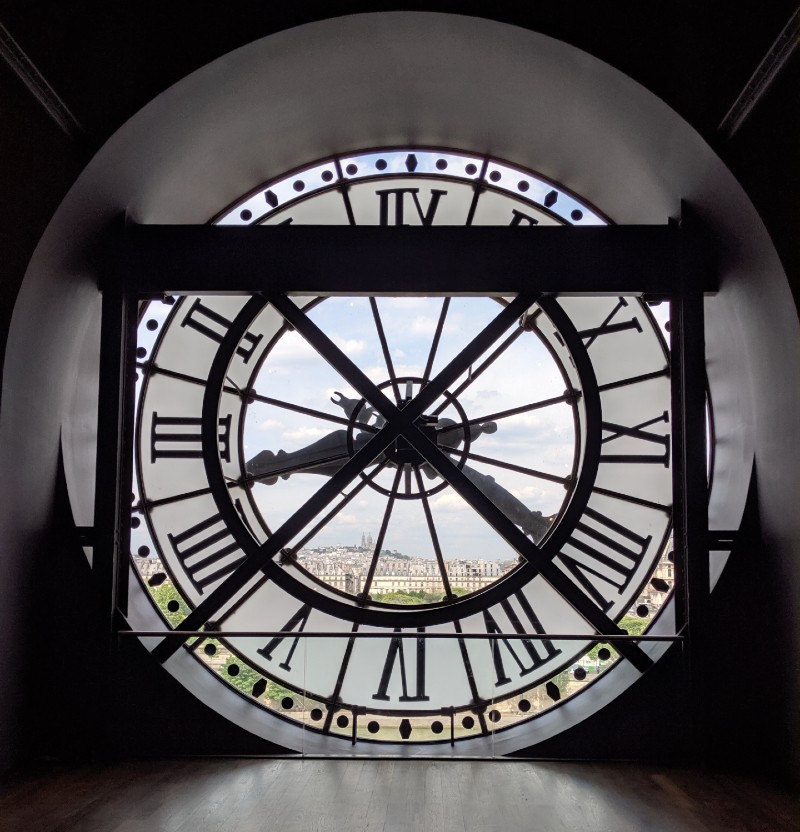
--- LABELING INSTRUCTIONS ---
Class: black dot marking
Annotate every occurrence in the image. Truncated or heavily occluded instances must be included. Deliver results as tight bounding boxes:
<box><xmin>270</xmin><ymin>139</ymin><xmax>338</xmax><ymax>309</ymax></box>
<box><xmin>281</xmin><ymin>697</ymin><xmax>294</xmax><ymax>710</ymax></box>
<box><xmin>518</xmin><ymin>699</ymin><xmax>531</xmax><ymax>712</ymax></box>
<box><xmin>667</xmin><ymin>549</ymin><xmax>675</xmax><ymax>562</ymax></box>
<box><xmin>136</xmin><ymin>346</ymin><xmax>147</xmax><ymax>359</ymax></box>
<box><xmin>130</xmin><ymin>517</ymin><xmax>140</xmax><ymax>529</ymax></box>
<box><xmin>637</xmin><ymin>604</ymin><xmax>650</xmax><ymax>618</ymax></box>
<box><xmin>518</xmin><ymin>181</ymin><xmax>529</xmax><ymax>192</ymax></box>
<box><xmin>204</xmin><ymin>643</ymin><xmax>217</xmax><ymax>656</ymax></box>
<box><xmin>461</xmin><ymin>716</ymin><xmax>475</xmax><ymax>729</ymax></box>
<box><xmin>146</xmin><ymin>319</ymin><xmax>158</xmax><ymax>331</ymax></box>
<box><xmin>571</xmin><ymin>209</ymin><xmax>583</xmax><ymax>221</ymax></box>
<box><xmin>167</xmin><ymin>600</ymin><xmax>180</xmax><ymax>613</ymax></box>
<box><xmin>346</xmin><ymin>164</ymin><xmax>358</xmax><ymax>176</ymax></box>
<box><xmin>465</xmin><ymin>163</ymin><xmax>477</xmax><ymax>175</ymax></box>
<box><xmin>336</xmin><ymin>714</ymin><xmax>349</xmax><ymax>728</ymax></box>
<box><xmin>573</xmin><ymin>666</ymin><xmax>587</xmax><ymax>681</ymax></box>
<box><xmin>436</xmin><ymin>159</ymin><xmax>448</xmax><ymax>170</ymax></box>
<box><xmin>310</xmin><ymin>708</ymin><xmax>323</xmax><ymax>721</ymax></box>
<box><xmin>293</xmin><ymin>180</ymin><xmax>305</xmax><ymax>192</ymax></box>
<box><xmin>227</xmin><ymin>664</ymin><xmax>240</xmax><ymax>677</ymax></box>
<box><xmin>321</xmin><ymin>170</ymin><xmax>334</xmax><ymax>182</ymax></box>
<box><xmin>375</xmin><ymin>159</ymin><xmax>387</xmax><ymax>171</ymax></box>
<box><xmin>431</xmin><ymin>721</ymin><xmax>444</xmax><ymax>734</ymax></box>
<box><xmin>240</xmin><ymin>209</ymin><xmax>252</xmax><ymax>221</ymax></box>
<box><xmin>489</xmin><ymin>170</ymin><xmax>501</xmax><ymax>182</ymax></box>
<box><xmin>137</xmin><ymin>545</ymin><xmax>150</xmax><ymax>557</ymax></box>
<box><xmin>598</xmin><ymin>648</ymin><xmax>611</xmax><ymax>662</ymax></box>
<box><xmin>488</xmin><ymin>710</ymin><xmax>501</xmax><ymax>723</ymax></box>
<box><xmin>367</xmin><ymin>721</ymin><xmax>380</xmax><ymax>734</ymax></box>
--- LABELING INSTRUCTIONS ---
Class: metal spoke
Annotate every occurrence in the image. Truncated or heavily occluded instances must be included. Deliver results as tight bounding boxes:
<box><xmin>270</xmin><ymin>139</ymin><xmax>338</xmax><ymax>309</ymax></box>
<box><xmin>431</xmin><ymin>326</ymin><xmax>525</xmax><ymax>416</ymax></box>
<box><xmin>422</xmin><ymin>297</ymin><xmax>450</xmax><ymax>385</ymax></box>
<box><xmin>242</xmin><ymin>389</ymin><xmax>377</xmax><ymax>433</ymax></box>
<box><xmin>592</xmin><ymin>485</ymin><xmax>671</xmax><ymax>514</ymax></box>
<box><xmin>369</xmin><ymin>297</ymin><xmax>401</xmax><ymax>404</ymax></box>
<box><xmin>360</xmin><ymin>466</ymin><xmax>404</xmax><ymax>600</ymax></box>
<box><xmin>322</xmin><ymin>622</ymin><xmax>359</xmax><ymax>733</ymax></box>
<box><xmin>597</xmin><ymin>367</ymin><xmax>670</xmax><ymax>393</ymax></box>
<box><xmin>414</xmin><ymin>466</ymin><xmax>453</xmax><ymax>601</ymax></box>
<box><xmin>446</xmin><ymin>449</ymin><xmax>570</xmax><ymax>486</ymax></box>
<box><xmin>437</xmin><ymin>392</ymin><xmax>577</xmax><ymax>437</ymax></box>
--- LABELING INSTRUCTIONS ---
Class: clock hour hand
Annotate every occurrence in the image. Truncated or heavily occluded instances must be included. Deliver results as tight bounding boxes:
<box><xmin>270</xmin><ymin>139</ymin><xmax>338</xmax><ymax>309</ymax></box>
<box><xmin>457</xmin><ymin>463</ymin><xmax>550</xmax><ymax>543</ymax></box>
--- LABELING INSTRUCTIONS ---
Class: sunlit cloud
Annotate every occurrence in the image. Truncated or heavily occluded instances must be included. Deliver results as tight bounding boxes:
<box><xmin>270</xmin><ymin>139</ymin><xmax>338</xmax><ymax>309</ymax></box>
<box><xmin>282</xmin><ymin>426</ymin><xmax>330</xmax><ymax>441</ymax></box>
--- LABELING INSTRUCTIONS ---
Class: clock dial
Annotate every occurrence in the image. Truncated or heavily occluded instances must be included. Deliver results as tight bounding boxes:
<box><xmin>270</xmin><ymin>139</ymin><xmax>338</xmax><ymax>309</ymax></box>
<box><xmin>132</xmin><ymin>148</ymin><xmax>673</xmax><ymax>751</ymax></box>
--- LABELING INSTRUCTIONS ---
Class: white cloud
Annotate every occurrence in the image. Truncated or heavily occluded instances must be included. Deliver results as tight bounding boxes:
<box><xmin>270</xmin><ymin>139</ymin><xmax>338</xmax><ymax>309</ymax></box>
<box><xmin>256</xmin><ymin>418</ymin><xmax>285</xmax><ymax>431</ymax></box>
<box><xmin>282</xmin><ymin>426</ymin><xmax>330</xmax><ymax>441</ymax></box>
<box><xmin>431</xmin><ymin>492</ymin><xmax>469</xmax><ymax>512</ymax></box>
<box><xmin>332</xmin><ymin>336</ymin><xmax>366</xmax><ymax>355</ymax></box>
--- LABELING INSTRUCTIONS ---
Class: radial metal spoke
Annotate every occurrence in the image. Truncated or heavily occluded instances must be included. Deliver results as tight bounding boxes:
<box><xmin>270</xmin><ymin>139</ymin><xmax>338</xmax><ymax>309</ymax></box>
<box><xmin>360</xmin><ymin>466</ymin><xmax>404</xmax><ymax>599</ymax></box>
<box><xmin>422</xmin><ymin>297</ymin><xmax>450</xmax><ymax>385</ymax></box>
<box><xmin>241</xmin><ymin>389</ymin><xmax>377</xmax><ymax>433</ymax></box>
<box><xmin>322</xmin><ymin>622</ymin><xmax>359</xmax><ymax>733</ymax></box>
<box><xmin>370</xmin><ymin>297</ymin><xmax>401</xmax><ymax>404</ymax></box>
<box><xmin>414</xmin><ymin>466</ymin><xmax>453</xmax><ymax>601</ymax></box>
<box><xmin>454</xmin><ymin>449</ymin><xmax>570</xmax><ymax>486</ymax></box>
<box><xmin>431</xmin><ymin>326</ymin><xmax>525</xmax><ymax>416</ymax></box>
<box><xmin>436</xmin><ymin>392</ymin><xmax>576</xmax><ymax>437</ymax></box>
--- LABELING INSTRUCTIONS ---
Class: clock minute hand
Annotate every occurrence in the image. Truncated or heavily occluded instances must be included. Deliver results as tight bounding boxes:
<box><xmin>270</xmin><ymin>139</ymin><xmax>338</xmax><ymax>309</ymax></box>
<box><xmin>245</xmin><ymin>429</ymin><xmax>372</xmax><ymax>484</ymax></box>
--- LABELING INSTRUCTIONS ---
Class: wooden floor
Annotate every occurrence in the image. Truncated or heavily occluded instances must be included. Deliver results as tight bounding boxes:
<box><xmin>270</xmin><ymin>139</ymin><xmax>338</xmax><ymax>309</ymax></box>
<box><xmin>0</xmin><ymin>758</ymin><xmax>797</xmax><ymax>832</ymax></box>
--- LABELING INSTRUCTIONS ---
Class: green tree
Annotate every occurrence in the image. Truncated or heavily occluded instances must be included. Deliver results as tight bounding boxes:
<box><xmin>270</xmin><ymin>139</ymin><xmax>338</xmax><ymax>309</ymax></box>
<box><xmin>220</xmin><ymin>655</ymin><xmax>297</xmax><ymax>705</ymax></box>
<box><xmin>587</xmin><ymin>615</ymin><xmax>649</xmax><ymax>661</ymax></box>
<box><xmin>149</xmin><ymin>581</ymin><xmax>189</xmax><ymax>627</ymax></box>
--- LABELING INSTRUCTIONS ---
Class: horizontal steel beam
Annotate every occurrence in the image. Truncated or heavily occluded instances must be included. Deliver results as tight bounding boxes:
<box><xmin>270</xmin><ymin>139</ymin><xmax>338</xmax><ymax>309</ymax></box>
<box><xmin>120</xmin><ymin>223</ymin><xmax>714</xmax><ymax>296</ymax></box>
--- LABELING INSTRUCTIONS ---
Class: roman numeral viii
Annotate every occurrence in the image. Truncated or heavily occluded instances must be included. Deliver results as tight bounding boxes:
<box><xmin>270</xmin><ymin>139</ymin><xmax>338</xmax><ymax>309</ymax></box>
<box><xmin>557</xmin><ymin>507</ymin><xmax>651</xmax><ymax>612</ymax></box>
<box><xmin>482</xmin><ymin>592</ymin><xmax>561</xmax><ymax>686</ymax></box>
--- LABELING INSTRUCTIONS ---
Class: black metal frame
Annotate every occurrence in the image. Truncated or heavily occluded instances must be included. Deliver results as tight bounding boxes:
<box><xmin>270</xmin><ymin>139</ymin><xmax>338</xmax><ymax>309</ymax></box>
<box><xmin>96</xmin><ymin>221</ymin><xmax>711</xmax><ymax>749</ymax></box>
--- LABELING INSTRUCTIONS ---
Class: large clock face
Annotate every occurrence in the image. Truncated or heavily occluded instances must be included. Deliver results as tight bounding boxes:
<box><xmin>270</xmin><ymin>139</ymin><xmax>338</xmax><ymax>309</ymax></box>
<box><xmin>131</xmin><ymin>149</ymin><xmax>674</xmax><ymax>752</ymax></box>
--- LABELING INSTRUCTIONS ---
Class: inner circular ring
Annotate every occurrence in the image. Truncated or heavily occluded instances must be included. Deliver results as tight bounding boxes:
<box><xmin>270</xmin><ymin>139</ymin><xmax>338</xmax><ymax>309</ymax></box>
<box><xmin>344</xmin><ymin>376</ymin><xmax>473</xmax><ymax>500</ymax></box>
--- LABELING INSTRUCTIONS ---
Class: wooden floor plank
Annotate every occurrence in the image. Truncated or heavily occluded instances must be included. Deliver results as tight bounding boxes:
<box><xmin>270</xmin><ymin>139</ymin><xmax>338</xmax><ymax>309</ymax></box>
<box><xmin>0</xmin><ymin>758</ymin><xmax>796</xmax><ymax>832</ymax></box>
